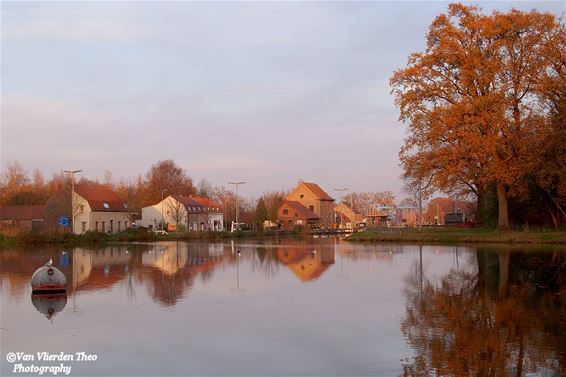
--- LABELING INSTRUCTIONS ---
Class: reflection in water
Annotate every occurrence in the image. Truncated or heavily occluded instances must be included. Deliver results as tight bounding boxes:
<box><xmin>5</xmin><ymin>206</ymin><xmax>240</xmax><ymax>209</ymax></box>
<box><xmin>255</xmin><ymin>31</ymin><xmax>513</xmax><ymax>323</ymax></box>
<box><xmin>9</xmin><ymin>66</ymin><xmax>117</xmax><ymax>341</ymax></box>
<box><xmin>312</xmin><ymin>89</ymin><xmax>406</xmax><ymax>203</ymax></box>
<box><xmin>31</xmin><ymin>293</ymin><xmax>67</xmax><ymax>320</ymax></box>
<box><xmin>401</xmin><ymin>247</ymin><xmax>566</xmax><ymax>376</ymax></box>
<box><xmin>1</xmin><ymin>241</ymin><xmax>564</xmax><ymax>375</ymax></box>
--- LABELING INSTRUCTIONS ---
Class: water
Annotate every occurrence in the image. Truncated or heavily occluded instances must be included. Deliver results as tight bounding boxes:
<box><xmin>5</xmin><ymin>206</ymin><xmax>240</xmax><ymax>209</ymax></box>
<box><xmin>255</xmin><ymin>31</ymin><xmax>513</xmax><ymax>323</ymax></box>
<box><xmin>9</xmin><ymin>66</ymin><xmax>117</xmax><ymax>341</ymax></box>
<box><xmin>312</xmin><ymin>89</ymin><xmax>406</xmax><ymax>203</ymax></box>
<box><xmin>1</xmin><ymin>239</ymin><xmax>564</xmax><ymax>376</ymax></box>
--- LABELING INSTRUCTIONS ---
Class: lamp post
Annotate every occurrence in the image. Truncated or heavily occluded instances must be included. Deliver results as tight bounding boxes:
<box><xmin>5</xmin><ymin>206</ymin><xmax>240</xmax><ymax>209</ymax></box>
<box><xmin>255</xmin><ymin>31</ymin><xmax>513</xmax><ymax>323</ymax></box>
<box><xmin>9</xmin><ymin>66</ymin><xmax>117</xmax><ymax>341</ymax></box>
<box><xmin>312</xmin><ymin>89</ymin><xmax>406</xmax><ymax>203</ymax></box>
<box><xmin>64</xmin><ymin>169</ymin><xmax>82</xmax><ymax>234</ymax></box>
<box><xmin>161</xmin><ymin>189</ymin><xmax>167</xmax><ymax>232</ymax></box>
<box><xmin>228</xmin><ymin>181</ymin><xmax>246</xmax><ymax>230</ymax></box>
<box><xmin>334</xmin><ymin>188</ymin><xmax>349</xmax><ymax>228</ymax></box>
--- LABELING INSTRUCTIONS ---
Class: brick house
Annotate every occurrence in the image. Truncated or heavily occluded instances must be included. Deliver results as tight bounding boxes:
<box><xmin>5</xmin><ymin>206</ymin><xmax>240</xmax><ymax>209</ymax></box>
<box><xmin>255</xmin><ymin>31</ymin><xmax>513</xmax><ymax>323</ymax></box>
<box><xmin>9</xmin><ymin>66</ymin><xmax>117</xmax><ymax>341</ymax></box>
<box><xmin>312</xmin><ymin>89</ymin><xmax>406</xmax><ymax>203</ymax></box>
<box><xmin>277</xmin><ymin>200</ymin><xmax>320</xmax><ymax>229</ymax></box>
<box><xmin>285</xmin><ymin>181</ymin><xmax>335</xmax><ymax>227</ymax></box>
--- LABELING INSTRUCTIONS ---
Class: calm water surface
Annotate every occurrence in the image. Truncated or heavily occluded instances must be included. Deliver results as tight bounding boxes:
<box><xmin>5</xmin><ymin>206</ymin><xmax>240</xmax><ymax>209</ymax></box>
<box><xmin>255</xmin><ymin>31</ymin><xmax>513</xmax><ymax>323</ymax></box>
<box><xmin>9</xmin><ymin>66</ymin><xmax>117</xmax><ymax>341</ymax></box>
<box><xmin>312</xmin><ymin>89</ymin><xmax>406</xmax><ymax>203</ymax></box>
<box><xmin>1</xmin><ymin>238</ymin><xmax>564</xmax><ymax>376</ymax></box>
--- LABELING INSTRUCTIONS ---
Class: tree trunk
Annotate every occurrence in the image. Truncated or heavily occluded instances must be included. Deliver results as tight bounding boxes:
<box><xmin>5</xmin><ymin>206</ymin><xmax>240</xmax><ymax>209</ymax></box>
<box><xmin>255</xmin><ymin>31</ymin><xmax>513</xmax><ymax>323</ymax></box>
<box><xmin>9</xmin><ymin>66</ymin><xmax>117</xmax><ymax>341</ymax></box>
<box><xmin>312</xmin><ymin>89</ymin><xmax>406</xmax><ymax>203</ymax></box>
<box><xmin>496</xmin><ymin>183</ymin><xmax>510</xmax><ymax>230</ymax></box>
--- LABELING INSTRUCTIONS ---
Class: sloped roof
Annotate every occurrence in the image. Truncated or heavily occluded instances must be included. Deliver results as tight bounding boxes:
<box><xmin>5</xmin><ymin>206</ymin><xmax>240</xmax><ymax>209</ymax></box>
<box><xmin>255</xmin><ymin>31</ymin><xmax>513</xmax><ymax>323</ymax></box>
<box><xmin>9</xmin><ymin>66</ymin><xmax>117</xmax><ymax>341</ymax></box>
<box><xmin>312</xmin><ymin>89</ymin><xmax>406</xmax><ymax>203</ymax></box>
<box><xmin>74</xmin><ymin>185</ymin><xmax>128</xmax><ymax>212</ymax></box>
<box><xmin>284</xmin><ymin>200</ymin><xmax>320</xmax><ymax>220</ymax></box>
<box><xmin>0</xmin><ymin>205</ymin><xmax>45</xmax><ymax>220</ymax></box>
<box><xmin>301</xmin><ymin>182</ymin><xmax>334</xmax><ymax>201</ymax></box>
<box><xmin>336</xmin><ymin>201</ymin><xmax>361</xmax><ymax>215</ymax></box>
<box><xmin>192</xmin><ymin>197</ymin><xmax>222</xmax><ymax>212</ymax></box>
<box><xmin>172</xmin><ymin>195</ymin><xmax>207</xmax><ymax>214</ymax></box>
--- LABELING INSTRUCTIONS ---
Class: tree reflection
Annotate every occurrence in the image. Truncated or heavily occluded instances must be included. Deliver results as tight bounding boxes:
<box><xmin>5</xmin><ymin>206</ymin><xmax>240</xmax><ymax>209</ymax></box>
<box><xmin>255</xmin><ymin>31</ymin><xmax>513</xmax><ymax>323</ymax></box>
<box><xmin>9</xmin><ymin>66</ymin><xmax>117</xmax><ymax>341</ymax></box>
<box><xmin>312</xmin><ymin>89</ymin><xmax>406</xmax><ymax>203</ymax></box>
<box><xmin>401</xmin><ymin>247</ymin><xmax>566</xmax><ymax>376</ymax></box>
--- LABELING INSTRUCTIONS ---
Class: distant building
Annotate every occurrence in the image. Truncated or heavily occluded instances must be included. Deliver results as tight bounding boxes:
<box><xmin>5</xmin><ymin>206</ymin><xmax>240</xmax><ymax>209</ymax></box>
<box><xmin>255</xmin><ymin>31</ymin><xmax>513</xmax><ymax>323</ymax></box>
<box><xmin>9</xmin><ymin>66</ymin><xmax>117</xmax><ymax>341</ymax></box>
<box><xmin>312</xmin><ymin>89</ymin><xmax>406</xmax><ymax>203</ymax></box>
<box><xmin>44</xmin><ymin>185</ymin><xmax>130</xmax><ymax>234</ymax></box>
<box><xmin>72</xmin><ymin>185</ymin><xmax>130</xmax><ymax>234</ymax></box>
<box><xmin>191</xmin><ymin>197</ymin><xmax>224</xmax><ymax>231</ymax></box>
<box><xmin>277</xmin><ymin>200</ymin><xmax>320</xmax><ymax>229</ymax></box>
<box><xmin>0</xmin><ymin>205</ymin><xmax>45</xmax><ymax>232</ymax></box>
<box><xmin>335</xmin><ymin>202</ymin><xmax>363</xmax><ymax>226</ymax></box>
<box><xmin>140</xmin><ymin>195</ymin><xmax>223</xmax><ymax>231</ymax></box>
<box><xmin>285</xmin><ymin>181</ymin><xmax>335</xmax><ymax>227</ymax></box>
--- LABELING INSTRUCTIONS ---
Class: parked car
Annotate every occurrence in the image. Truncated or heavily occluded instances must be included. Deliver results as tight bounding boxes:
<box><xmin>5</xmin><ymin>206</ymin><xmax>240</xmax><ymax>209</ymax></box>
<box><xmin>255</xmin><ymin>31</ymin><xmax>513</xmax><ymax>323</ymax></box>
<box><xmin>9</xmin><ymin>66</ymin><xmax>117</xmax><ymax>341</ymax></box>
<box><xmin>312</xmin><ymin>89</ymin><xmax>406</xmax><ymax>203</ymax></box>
<box><xmin>153</xmin><ymin>230</ymin><xmax>168</xmax><ymax>235</ymax></box>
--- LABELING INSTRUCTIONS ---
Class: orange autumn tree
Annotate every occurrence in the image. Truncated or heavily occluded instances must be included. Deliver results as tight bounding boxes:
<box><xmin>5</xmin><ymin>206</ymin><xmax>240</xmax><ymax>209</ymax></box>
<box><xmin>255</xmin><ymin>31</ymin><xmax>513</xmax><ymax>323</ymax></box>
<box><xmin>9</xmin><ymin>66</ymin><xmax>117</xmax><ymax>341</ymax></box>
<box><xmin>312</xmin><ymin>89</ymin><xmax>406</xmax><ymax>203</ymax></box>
<box><xmin>390</xmin><ymin>3</ymin><xmax>565</xmax><ymax>229</ymax></box>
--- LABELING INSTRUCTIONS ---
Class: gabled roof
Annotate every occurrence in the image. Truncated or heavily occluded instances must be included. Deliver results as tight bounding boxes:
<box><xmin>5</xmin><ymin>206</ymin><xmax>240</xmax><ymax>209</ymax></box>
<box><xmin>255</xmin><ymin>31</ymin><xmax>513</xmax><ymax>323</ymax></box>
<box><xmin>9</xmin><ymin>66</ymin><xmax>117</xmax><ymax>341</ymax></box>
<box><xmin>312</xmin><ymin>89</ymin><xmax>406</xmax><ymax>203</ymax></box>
<box><xmin>336</xmin><ymin>201</ymin><xmax>361</xmax><ymax>215</ymax></box>
<box><xmin>300</xmin><ymin>182</ymin><xmax>334</xmax><ymax>201</ymax></box>
<box><xmin>0</xmin><ymin>205</ymin><xmax>45</xmax><ymax>221</ymax></box>
<box><xmin>172</xmin><ymin>195</ymin><xmax>207</xmax><ymax>214</ymax></box>
<box><xmin>74</xmin><ymin>185</ymin><xmax>128</xmax><ymax>212</ymax></box>
<box><xmin>283</xmin><ymin>200</ymin><xmax>320</xmax><ymax>220</ymax></box>
<box><xmin>192</xmin><ymin>197</ymin><xmax>223</xmax><ymax>213</ymax></box>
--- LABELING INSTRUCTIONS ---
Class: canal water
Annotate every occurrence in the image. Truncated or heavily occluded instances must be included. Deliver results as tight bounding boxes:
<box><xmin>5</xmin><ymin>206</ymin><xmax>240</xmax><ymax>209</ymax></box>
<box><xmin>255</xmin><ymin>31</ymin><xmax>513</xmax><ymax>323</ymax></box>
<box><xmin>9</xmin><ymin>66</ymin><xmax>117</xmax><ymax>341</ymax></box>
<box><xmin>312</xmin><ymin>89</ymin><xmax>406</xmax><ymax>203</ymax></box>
<box><xmin>1</xmin><ymin>238</ymin><xmax>564</xmax><ymax>376</ymax></box>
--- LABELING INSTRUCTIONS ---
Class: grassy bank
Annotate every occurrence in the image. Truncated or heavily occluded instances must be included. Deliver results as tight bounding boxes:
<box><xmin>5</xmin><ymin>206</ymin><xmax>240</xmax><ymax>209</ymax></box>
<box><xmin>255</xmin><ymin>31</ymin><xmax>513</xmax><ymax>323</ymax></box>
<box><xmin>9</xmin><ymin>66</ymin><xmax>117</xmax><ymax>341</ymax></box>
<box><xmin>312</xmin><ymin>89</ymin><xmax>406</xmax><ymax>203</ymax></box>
<box><xmin>0</xmin><ymin>228</ymin><xmax>307</xmax><ymax>248</ymax></box>
<box><xmin>346</xmin><ymin>227</ymin><xmax>566</xmax><ymax>245</ymax></box>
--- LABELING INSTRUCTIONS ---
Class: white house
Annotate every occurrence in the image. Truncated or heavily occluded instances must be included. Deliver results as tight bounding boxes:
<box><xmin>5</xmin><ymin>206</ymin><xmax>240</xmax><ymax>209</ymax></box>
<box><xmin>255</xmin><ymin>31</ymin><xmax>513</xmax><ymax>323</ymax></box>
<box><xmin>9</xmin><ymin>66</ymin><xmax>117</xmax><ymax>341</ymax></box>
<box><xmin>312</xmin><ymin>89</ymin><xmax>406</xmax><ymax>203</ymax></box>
<box><xmin>140</xmin><ymin>195</ymin><xmax>224</xmax><ymax>232</ymax></box>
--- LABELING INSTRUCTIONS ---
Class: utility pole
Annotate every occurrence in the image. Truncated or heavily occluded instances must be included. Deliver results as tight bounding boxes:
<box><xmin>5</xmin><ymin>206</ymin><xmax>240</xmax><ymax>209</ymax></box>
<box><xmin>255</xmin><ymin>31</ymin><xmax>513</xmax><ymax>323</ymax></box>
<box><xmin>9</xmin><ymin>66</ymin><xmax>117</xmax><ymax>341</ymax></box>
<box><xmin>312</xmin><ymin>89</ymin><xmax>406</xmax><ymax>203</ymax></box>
<box><xmin>334</xmin><ymin>188</ymin><xmax>349</xmax><ymax>228</ymax></box>
<box><xmin>64</xmin><ymin>169</ymin><xmax>82</xmax><ymax>234</ymax></box>
<box><xmin>229</xmin><ymin>181</ymin><xmax>246</xmax><ymax>230</ymax></box>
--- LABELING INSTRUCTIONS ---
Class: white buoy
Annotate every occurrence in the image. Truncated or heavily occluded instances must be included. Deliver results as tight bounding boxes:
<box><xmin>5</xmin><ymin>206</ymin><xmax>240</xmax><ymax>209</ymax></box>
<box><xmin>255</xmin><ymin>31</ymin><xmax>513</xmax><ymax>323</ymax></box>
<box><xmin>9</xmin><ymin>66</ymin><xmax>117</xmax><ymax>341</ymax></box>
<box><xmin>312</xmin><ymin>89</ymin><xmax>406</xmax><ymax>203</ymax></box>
<box><xmin>31</xmin><ymin>261</ymin><xmax>67</xmax><ymax>293</ymax></box>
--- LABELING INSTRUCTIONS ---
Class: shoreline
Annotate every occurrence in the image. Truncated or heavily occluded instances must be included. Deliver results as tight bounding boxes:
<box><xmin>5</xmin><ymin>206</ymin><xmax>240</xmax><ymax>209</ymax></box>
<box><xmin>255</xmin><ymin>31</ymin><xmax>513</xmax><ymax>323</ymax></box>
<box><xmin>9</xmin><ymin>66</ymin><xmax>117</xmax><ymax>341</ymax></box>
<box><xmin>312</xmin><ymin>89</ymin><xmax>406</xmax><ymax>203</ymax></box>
<box><xmin>0</xmin><ymin>229</ymin><xmax>307</xmax><ymax>249</ymax></box>
<box><xmin>345</xmin><ymin>228</ymin><xmax>566</xmax><ymax>245</ymax></box>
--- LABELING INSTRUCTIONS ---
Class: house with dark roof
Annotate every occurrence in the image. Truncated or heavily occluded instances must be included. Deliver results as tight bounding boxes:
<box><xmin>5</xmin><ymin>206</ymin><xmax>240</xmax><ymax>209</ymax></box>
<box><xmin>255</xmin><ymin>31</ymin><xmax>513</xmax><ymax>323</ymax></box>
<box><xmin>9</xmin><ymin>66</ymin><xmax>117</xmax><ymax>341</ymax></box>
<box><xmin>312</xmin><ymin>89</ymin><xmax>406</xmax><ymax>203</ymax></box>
<box><xmin>0</xmin><ymin>204</ymin><xmax>45</xmax><ymax>232</ymax></box>
<box><xmin>140</xmin><ymin>195</ymin><xmax>222</xmax><ymax>231</ymax></box>
<box><xmin>277</xmin><ymin>200</ymin><xmax>320</xmax><ymax>229</ymax></box>
<box><xmin>192</xmin><ymin>197</ymin><xmax>224</xmax><ymax>231</ymax></box>
<box><xmin>285</xmin><ymin>181</ymin><xmax>335</xmax><ymax>227</ymax></box>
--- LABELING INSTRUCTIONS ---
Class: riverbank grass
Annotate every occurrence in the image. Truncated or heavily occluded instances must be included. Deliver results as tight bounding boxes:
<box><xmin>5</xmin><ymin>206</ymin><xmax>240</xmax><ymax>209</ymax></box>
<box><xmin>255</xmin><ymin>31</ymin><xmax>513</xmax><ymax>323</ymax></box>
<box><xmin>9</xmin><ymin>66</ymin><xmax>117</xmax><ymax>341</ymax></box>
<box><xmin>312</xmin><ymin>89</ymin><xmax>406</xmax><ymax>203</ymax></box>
<box><xmin>346</xmin><ymin>227</ymin><xmax>566</xmax><ymax>244</ymax></box>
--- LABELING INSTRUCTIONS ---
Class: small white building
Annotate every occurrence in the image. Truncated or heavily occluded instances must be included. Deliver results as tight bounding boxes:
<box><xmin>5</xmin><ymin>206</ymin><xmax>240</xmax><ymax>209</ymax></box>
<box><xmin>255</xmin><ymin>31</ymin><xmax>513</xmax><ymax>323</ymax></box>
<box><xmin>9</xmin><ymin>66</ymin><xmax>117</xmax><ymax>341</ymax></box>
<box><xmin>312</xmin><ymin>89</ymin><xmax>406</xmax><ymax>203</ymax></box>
<box><xmin>139</xmin><ymin>195</ymin><xmax>224</xmax><ymax>232</ymax></box>
<box><xmin>72</xmin><ymin>185</ymin><xmax>130</xmax><ymax>234</ymax></box>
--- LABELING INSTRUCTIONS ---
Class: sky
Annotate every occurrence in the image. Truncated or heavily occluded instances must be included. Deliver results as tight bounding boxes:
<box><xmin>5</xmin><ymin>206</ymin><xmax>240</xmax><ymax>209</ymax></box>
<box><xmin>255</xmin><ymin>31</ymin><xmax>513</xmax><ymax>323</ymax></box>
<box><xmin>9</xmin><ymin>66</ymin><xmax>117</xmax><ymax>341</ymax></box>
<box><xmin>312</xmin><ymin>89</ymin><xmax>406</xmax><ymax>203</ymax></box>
<box><xmin>1</xmin><ymin>1</ymin><xmax>564</xmax><ymax>200</ymax></box>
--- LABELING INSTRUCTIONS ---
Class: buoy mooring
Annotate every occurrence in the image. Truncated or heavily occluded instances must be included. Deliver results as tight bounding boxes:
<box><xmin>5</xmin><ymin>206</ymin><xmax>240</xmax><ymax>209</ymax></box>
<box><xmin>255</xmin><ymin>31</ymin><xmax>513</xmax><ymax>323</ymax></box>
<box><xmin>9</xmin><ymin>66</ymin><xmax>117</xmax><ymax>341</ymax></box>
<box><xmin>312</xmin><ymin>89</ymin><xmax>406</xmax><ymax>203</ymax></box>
<box><xmin>31</xmin><ymin>263</ymin><xmax>67</xmax><ymax>294</ymax></box>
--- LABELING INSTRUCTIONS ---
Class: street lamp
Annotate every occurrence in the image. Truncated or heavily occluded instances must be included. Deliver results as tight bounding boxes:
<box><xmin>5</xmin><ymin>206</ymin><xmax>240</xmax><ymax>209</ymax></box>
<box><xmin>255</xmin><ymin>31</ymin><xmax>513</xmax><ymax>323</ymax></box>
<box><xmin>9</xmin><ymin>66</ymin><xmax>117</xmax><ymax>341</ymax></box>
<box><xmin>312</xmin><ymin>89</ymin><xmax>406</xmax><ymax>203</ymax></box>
<box><xmin>228</xmin><ymin>181</ymin><xmax>246</xmax><ymax>231</ymax></box>
<box><xmin>64</xmin><ymin>169</ymin><xmax>82</xmax><ymax>234</ymax></box>
<box><xmin>161</xmin><ymin>189</ymin><xmax>168</xmax><ymax>232</ymax></box>
<box><xmin>334</xmin><ymin>188</ymin><xmax>349</xmax><ymax>228</ymax></box>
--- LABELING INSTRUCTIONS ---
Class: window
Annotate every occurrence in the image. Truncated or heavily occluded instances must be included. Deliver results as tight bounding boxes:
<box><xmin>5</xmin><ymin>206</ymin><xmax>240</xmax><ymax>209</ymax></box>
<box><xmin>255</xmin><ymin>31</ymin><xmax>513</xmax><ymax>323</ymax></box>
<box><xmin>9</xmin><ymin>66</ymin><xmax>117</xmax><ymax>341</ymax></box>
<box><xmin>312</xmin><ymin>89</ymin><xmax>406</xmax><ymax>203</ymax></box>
<box><xmin>300</xmin><ymin>194</ymin><xmax>304</xmax><ymax>199</ymax></box>
<box><xmin>294</xmin><ymin>212</ymin><xmax>298</xmax><ymax>217</ymax></box>
<box><xmin>103</xmin><ymin>203</ymin><xmax>110</xmax><ymax>209</ymax></box>
<box><xmin>81</xmin><ymin>222</ymin><xmax>86</xmax><ymax>233</ymax></box>
<box><xmin>123</xmin><ymin>203</ymin><xmax>128</xmax><ymax>209</ymax></box>
<box><xmin>117</xmin><ymin>221</ymin><xmax>121</xmax><ymax>232</ymax></box>
<box><xmin>309</xmin><ymin>205</ymin><xmax>314</xmax><ymax>212</ymax></box>
<box><xmin>110</xmin><ymin>220</ymin><xmax>113</xmax><ymax>233</ymax></box>
<box><xmin>80</xmin><ymin>205</ymin><xmax>84</xmax><ymax>212</ymax></box>
<box><xmin>288</xmin><ymin>220</ymin><xmax>293</xmax><ymax>226</ymax></box>
<box><xmin>95</xmin><ymin>221</ymin><xmax>99</xmax><ymax>231</ymax></box>
<box><xmin>102</xmin><ymin>221</ymin><xmax>106</xmax><ymax>232</ymax></box>
<box><xmin>167</xmin><ymin>210</ymin><xmax>171</xmax><ymax>215</ymax></box>
<box><xmin>125</xmin><ymin>221</ymin><xmax>128</xmax><ymax>228</ymax></box>
<box><xmin>283</xmin><ymin>209</ymin><xmax>288</xmax><ymax>215</ymax></box>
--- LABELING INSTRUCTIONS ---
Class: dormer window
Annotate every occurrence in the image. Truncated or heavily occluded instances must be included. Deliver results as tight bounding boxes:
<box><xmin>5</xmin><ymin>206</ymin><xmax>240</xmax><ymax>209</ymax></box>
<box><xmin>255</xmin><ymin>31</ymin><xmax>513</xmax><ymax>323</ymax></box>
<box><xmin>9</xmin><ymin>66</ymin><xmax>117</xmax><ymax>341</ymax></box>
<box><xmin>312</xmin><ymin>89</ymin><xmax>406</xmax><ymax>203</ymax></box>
<box><xmin>80</xmin><ymin>205</ymin><xmax>84</xmax><ymax>212</ymax></box>
<box><xmin>300</xmin><ymin>194</ymin><xmax>304</xmax><ymax>199</ymax></box>
<box><xmin>103</xmin><ymin>203</ymin><xmax>110</xmax><ymax>209</ymax></box>
<box><xmin>123</xmin><ymin>203</ymin><xmax>128</xmax><ymax>209</ymax></box>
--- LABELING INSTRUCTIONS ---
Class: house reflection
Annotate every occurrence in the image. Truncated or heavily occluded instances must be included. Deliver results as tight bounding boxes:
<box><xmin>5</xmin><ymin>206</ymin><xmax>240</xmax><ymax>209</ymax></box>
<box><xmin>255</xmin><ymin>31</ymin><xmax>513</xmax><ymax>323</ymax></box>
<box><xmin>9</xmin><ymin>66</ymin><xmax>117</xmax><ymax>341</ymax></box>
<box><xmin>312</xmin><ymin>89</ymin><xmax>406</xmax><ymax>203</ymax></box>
<box><xmin>276</xmin><ymin>245</ymin><xmax>335</xmax><ymax>282</ymax></box>
<box><xmin>71</xmin><ymin>247</ymin><xmax>132</xmax><ymax>292</ymax></box>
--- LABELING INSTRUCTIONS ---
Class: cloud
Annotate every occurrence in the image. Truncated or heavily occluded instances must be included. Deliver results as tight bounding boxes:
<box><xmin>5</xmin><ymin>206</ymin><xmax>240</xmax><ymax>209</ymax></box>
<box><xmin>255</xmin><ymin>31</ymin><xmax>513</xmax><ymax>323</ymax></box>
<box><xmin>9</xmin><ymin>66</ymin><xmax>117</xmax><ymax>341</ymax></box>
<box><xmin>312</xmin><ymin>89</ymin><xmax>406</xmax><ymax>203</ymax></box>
<box><xmin>1</xmin><ymin>2</ymin><xmax>151</xmax><ymax>43</ymax></box>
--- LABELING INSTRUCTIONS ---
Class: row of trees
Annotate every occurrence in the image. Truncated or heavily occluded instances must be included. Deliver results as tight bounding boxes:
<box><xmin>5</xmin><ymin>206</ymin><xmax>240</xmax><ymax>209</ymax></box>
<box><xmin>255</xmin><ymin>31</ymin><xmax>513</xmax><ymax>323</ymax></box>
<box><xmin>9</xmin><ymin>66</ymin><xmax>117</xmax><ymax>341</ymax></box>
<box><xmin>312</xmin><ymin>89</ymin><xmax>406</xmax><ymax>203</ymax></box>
<box><xmin>391</xmin><ymin>4</ymin><xmax>565</xmax><ymax>228</ymax></box>
<box><xmin>0</xmin><ymin>159</ymin><xmax>289</xmax><ymax>228</ymax></box>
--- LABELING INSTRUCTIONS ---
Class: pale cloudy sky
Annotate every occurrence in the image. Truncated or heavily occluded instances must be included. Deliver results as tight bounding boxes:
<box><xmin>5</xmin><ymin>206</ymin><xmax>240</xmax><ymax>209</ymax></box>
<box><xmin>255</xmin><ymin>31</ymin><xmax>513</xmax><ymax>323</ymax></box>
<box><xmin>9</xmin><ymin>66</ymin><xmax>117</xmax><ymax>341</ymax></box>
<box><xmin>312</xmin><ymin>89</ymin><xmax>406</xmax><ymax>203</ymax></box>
<box><xmin>1</xmin><ymin>1</ymin><xmax>563</xmax><ymax>199</ymax></box>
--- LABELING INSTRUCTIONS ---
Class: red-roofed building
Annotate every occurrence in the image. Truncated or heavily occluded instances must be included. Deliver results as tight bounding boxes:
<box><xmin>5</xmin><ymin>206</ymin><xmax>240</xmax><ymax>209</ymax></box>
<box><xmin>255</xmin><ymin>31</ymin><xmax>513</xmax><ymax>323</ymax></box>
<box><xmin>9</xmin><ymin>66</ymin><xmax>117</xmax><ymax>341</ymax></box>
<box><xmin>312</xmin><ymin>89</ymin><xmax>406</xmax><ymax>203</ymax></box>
<box><xmin>192</xmin><ymin>197</ymin><xmax>224</xmax><ymax>231</ymax></box>
<box><xmin>0</xmin><ymin>205</ymin><xmax>45</xmax><ymax>231</ymax></box>
<box><xmin>72</xmin><ymin>185</ymin><xmax>130</xmax><ymax>234</ymax></box>
<box><xmin>285</xmin><ymin>181</ymin><xmax>335</xmax><ymax>227</ymax></box>
<box><xmin>277</xmin><ymin>200</ymin><xmax>320</xmax><ymax>229</ymax></box>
